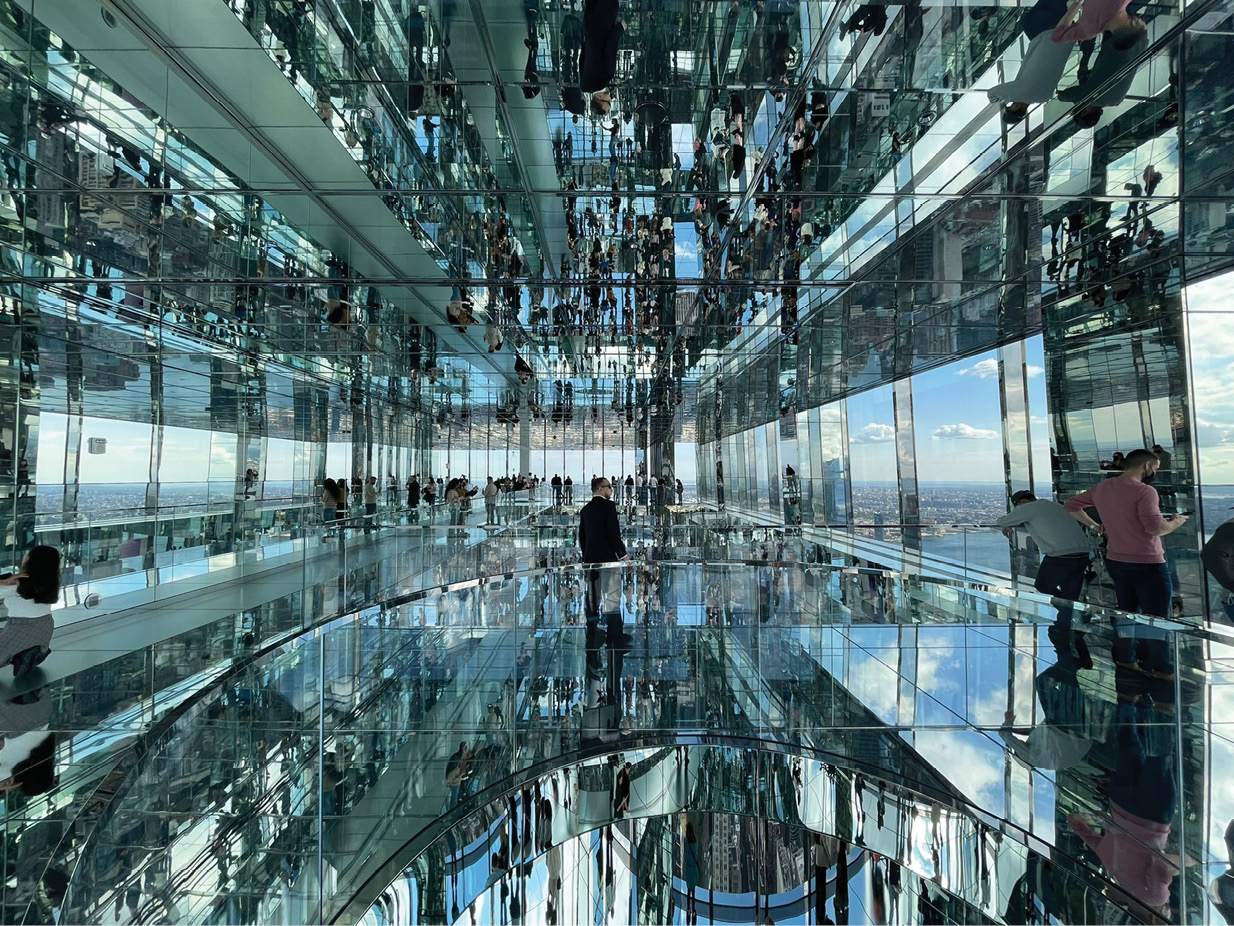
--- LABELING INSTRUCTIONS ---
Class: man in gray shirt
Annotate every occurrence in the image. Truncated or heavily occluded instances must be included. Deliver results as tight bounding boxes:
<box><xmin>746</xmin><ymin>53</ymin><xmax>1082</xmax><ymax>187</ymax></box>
<box><xmin>997</xmin><ymin>490</ymin><xmax>1094</xmax><ymax>618</ymax></box>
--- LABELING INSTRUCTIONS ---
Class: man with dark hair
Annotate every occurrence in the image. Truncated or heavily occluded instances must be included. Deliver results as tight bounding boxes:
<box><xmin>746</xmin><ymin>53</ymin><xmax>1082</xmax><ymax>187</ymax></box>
<box><xmin>578</xmin><ymin>476</ymin><xmax>630</xmax><ymax>648</ymax></box>
<box><xmin>579</xmin><ymin>476</ymin><xmax>627</xmax><ymax>565</ymax></box>
<box><xmin>1065</xmin><ymin>448</ymin><xmax>1186</xmax><ymax>632</ymax></box>
<box><xmin>997</xmin><ymin>489</ymin><xmax>1094</xmax><ymax>620</ymax></box>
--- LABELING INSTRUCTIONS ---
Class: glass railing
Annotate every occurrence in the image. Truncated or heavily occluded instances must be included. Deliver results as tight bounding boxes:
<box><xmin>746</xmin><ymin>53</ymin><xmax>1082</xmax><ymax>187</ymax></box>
<box><xmin>31</xmin><ymin>559</ymin><xmax>1219</xmax><ymax>926</ymax></box>
<box><xmin>31</xmin><ymin>484</ymin><xmax>553</xmax><ymax>623</ymax></box>
<box><xmin>685</xmin><ymin>504</ymin><xmax>1204</xmax><ymax>624</ymax></box>
<box><xmin>0</xmin><ymin>512</ymin><xmax>552</xmax><ymax>925</ymax></box>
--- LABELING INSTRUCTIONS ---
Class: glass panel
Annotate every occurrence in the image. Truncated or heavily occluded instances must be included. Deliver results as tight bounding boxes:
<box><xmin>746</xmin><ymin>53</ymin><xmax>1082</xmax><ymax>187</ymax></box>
<box><xmin>846</xmin><ymin>385</ymin><xmax>899</xmax><ymax>540</ymax></box>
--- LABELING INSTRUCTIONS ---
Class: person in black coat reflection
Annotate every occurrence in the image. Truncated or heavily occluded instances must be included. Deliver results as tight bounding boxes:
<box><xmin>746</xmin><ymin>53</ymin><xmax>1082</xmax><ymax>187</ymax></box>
<box><xmin>579</xmin><ymin>476</ymin><xmax>630</xmax><ymax>667</ymax></box>
<box><xmin>580</xmin><ymin>0</ymin><xmax>625</xmax><ymax>94</ymax></box>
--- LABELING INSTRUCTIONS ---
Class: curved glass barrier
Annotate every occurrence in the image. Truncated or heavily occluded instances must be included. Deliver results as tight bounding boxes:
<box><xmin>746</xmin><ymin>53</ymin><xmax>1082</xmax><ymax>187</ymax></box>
<box><xmin>0</xmin><ymin>515</ymin><xmax>545</xmax><ymax>926</ymax></box>
<box><xmin>357</xmin><ymin>745</ymin><xmax>1151</xmax><ymax>926</ymax></box>
<box><xmin>31</xmin><ymin>558</ymin><xmax>1224</xmax><ymax>926</ymax></box>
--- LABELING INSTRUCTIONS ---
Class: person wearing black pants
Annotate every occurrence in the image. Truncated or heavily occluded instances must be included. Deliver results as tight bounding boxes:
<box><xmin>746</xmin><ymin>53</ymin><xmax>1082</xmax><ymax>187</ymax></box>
<box><xmin>580</xmin><ymin>0</ymin><xmax>625</xmax><ymax>93</ymax></box>
<box><xmin>1065</xmin><ymin>449</ymin><xmax>1186</xmax><ymax>675</ymax></box>
<box><xmin>578</xmin><ymin>475</ymin><xmax>631</xmax><ymax>651</ymax></box>
<box><xmin>997</xmin><ymin>489</ymin><xmax>1093</xmax><ymax>625</ymax></box>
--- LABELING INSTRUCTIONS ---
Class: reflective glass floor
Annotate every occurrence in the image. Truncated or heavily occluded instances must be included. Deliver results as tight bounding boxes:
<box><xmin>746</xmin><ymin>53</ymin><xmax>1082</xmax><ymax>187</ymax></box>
<box><xmin>5</xmin><ymin>522</ymin><xmax>1232</xmax><ymax>926</ymax></box>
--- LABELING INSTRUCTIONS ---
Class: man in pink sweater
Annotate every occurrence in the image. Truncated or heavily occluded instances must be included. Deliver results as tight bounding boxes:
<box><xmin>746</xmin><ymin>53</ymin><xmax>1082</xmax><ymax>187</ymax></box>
<box><xmin>1051</xmin><ymin>0</ymin><xmax>1145</xmax><ymax>47</ymax></box>
<box><xmin>1063</xmin><ymin>448</ymin><xmax>1186</xmax><ymax>621</ymax></box>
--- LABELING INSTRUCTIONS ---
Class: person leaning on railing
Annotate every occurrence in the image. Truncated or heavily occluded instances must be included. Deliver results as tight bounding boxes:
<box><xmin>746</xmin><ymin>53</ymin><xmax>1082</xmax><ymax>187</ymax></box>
<box><xmin>996</xmin><ymin>489</ymin><xmax>1094</xmax><ymax>622</ymax></box>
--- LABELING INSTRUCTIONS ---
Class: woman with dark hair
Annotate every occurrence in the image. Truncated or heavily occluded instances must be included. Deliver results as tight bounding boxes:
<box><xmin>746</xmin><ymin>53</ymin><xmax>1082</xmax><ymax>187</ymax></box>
<box><xmin>0</xmin><ymin>545</ymin><xmax>60</xmax><ymax>676</ymax></box>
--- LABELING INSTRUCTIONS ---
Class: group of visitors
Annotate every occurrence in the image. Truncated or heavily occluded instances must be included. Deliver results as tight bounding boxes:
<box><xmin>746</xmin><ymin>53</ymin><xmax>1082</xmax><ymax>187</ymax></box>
<box><xmin>549</xmin><ymin>473</ymin><xmax>687</xmax><ymax>508</ymax></box>
<box><xmin>312</xmin><ymin>473</ymin><xmax>548</xmax><ymax>529</ymax></box>
<box><xmin>320</xmin><ymin>475</ymin><xmax>385</xmax><ymax>535</ymax></box>
<box><xmin>998</xmin><ymin>447</ymin><xmax>1186</xmax><ymax>673</ymax></box>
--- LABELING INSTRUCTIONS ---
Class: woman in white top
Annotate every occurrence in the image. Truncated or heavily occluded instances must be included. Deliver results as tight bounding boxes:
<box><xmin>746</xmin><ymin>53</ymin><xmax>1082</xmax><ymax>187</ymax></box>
<box><xmin>0</xmin><ymin>545</ymin><xmax>60</xmax><ymax>677</ymax></box>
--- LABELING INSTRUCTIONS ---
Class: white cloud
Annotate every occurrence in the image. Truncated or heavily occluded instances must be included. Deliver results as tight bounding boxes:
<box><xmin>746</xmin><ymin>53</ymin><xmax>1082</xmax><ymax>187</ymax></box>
<box><xmin>933</xmin><ymin>423</ymin><xmax>999</xmax><ymax>440</ymax></box>
<box><xmin>852</xmin><ymin>423</ymin><xmax>896</xmax><ymax>444</ymax></box>
<box><xmin>916</xmin><ymin>646</ymin><xmax>961</xmax><ymax>695</ymax></box>
<box><xmin>845</xmin><ymin>650</ymin><xmax>900</xmax><ymax>722</ymax></box>
<box><xmin>957</xmin><ymin>358</ymin><xmax>999</xmax><ymax>379</ymax></box>
<box><xmin>956</xmin><ymin>358</ymin><xmax>1041</xmax><ymax>380</ymax></box>
<box><xmin>913</xmin><ymin>730</ymin><xmax>1007</xmax><ymax>809</ymax></box>
<box><xmin>1196</xmin><ymin>417</ymin><xmax>1234</xmax><ymax>446</ymax></box>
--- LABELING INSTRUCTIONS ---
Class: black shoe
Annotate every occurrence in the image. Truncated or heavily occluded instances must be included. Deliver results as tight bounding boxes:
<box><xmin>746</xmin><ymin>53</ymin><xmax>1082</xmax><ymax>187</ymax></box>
<box><xmin>12</xmin><ymin>646</ymin><xmax>49</xmax><ymax>678</ymax></box>
<box><xmin>609</xmin><ymin>632</ymin><xmax>634</xmax><ymax>649</ymax></box>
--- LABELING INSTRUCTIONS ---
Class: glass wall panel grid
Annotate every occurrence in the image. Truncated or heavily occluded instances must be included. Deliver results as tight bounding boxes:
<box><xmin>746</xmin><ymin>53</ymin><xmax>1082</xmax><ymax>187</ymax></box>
<box><xmin>35</xmin><ymin>558</ymin><xmax>1218</xmax><ymax>926</ymax></box>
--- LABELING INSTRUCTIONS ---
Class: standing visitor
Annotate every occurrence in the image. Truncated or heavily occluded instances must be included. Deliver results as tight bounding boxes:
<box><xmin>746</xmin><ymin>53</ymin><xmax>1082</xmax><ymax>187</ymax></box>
<box><xmin>407</xmin><ymin>474</ymin><xmax>421</xmax><ymax>522</ymax></box>
<box><xmin>336</xmin><ymin>477</ymin><xmax>350</xmax><ymax>531</ymax></box>
<box><xmin>483</xmin><ymin>476</ymin><xmax>500</xmax><ymax>525</ymax></box>
<box><xmin>322</xmin><ymin>478</ymin><xmax>339</xmax><ymax>526</ymax></box>
<box><xmin>1065</xmin><ymin>449</ymin><xmax>1186</xmax><ymax>673</ymax></box>
<box><xmin>364</xmin><ymin>475</ymin><xmax>379</xmax><ymax>534</ymax></box>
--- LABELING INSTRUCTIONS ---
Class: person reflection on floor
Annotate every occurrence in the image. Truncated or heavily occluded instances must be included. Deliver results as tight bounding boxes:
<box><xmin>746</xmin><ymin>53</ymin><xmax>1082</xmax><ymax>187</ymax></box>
<box><xmin>988</xmin><ymin>0</ymin><xmax>1084</xmax><ymax>123</ymax></box>
<box><xmin>1000</xmin><ymin>621</ymin><xmax>1106</xmax><ymax>771</ymax></box>
<box><xmin>839</xmin><ymin>3</ymin><xmax>887</xmax><ymax>38</ymax></box>
<box><xmin>1067</xmin><ymin>665</ymin><xmax>1180</xmax><ymax>920</ymax></box>
<box><xmin>0</xmin><ymin>685</ymin><xmax>57</xmax><ymax>796</ymax></box>
<box><xmin>580</xmin><ymin>0</ymin><xmax>625</xmax><ymax>95</ymax></box>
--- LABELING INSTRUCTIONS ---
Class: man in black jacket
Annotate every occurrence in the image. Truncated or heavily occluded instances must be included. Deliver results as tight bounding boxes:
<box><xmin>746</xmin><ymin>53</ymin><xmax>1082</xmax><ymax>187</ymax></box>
<box><xmin>578</xmin><ymin>476</ymin><xmax>630</xmax><ymax>653</ymax></box>
<box><xmin>580</xmin><ymin>0</ymin><xmax>625</xmax><ymax>94</ymax></box>
<box><xmin>579</xmin><ymin>475</ymin><xmax>627</xmax><ymax>564</ymax></box>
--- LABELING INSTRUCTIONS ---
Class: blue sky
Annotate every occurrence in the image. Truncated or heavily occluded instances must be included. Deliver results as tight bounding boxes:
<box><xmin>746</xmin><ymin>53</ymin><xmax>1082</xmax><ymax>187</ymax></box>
<box><xmin>848</xmin><ymin>340</ymin><xmax>1050</xmax><ymax>485</ymax></box>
